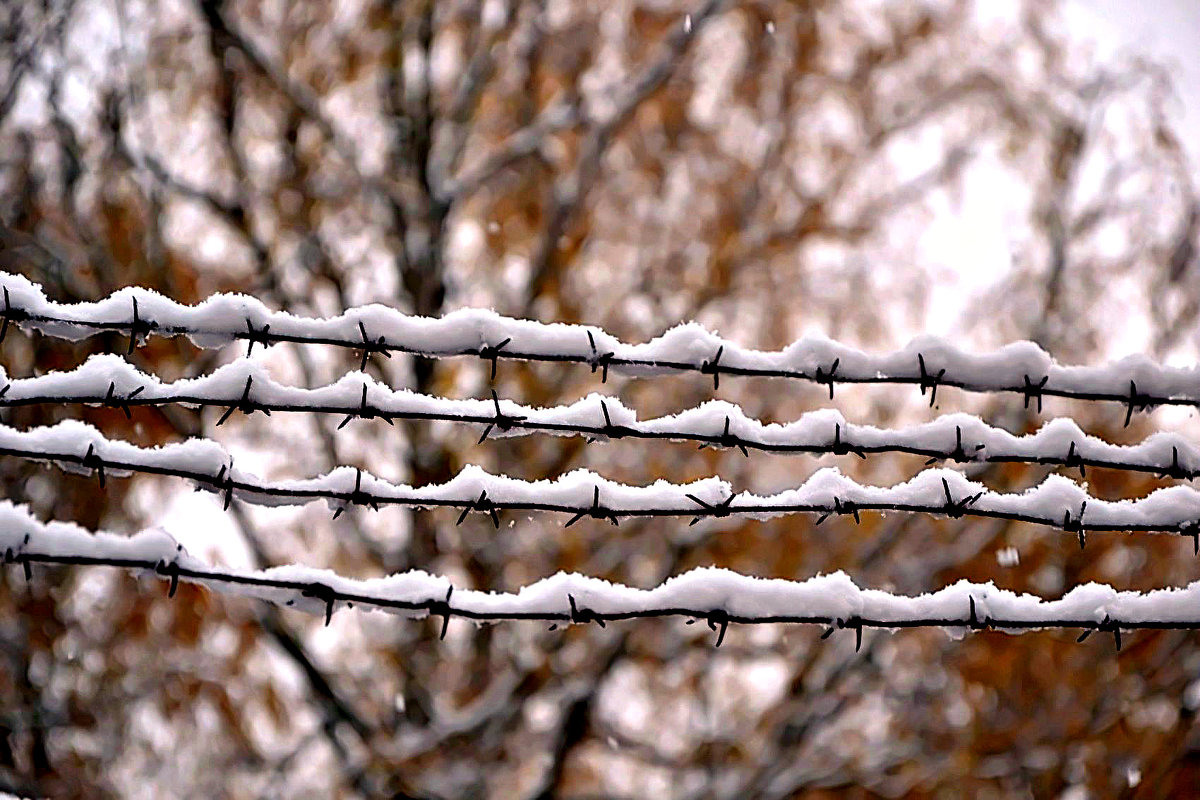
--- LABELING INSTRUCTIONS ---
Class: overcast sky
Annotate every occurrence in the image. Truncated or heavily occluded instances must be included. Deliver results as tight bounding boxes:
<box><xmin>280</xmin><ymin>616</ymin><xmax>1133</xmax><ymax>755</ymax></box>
<box><xmin>1067</xmin><ymin>0</ymin><xmax>1200</xmax><ymax>165</ymax></box>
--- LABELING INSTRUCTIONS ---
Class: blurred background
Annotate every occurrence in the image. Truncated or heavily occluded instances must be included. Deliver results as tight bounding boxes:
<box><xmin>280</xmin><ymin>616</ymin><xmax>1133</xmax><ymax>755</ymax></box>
<box><xmin>2</xmin><ymin>0</ymin><xmax>1200</xmax><ymax>796</ymax></box>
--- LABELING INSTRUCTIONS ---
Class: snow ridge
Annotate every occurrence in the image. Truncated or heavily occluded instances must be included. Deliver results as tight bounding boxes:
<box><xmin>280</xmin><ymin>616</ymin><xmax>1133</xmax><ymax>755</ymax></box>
<box><xmin>3</xmin><ymin>272</ymin><xmax>1200</xmax><ymax>412</ymax></box>
<box><xmin>3</xmin><ymin>355</ymin><xmax>1199</xmax><ymax>479</ymax></box>
<box><xmin>0</xmin><ymin>500</ymin><xmax>1192</xmax><ymax>646</ymax></box>
<box><xmin>5</xmin><ymin>419</ymin><xmax>1200</xmax><ymax>540</ymax></box>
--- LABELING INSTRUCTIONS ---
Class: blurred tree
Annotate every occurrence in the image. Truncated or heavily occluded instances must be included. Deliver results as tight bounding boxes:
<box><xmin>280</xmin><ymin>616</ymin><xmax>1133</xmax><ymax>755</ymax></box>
<box><xmin>1</xmin><ymin>0</ymin><xmax>1198</xmax><ymax>797</ymax></box>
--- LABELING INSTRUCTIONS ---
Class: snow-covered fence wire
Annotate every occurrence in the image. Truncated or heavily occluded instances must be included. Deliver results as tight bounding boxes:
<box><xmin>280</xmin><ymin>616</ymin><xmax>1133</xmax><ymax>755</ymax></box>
<box><xmin>3</xmin><ymin>420</ymin><xmax>1200</xmax><ymax>548</ymax></box>
<box><xmin>1</xmin><ymin>501</ymin><xmax>1192</xmax><ymax>650</ymax></box>
<box><xmin>2</xmin><ymin>273</ymin><xmax>1198</xmax><ymax>419</ymax></box>
<box><xmin>5</xmin><ymin>269</ymin><xmax>1200</xmax><ymax>650</ymax></box>
<box><xmin>4</xmin><ymin>356</ymin><xmax>1200</xmax><ymax>480</ymax></box>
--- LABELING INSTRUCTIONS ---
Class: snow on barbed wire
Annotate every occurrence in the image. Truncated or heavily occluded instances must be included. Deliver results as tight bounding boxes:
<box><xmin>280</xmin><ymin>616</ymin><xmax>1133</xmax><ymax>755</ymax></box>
<box><xmin>3</xmin><ymin>355</ymin><xmax>1200</xmax><ymax>478</ymax></box>
<box><xmin>6</xmin><ymin>419</ymin><xmax>1200</xmax><ymax>537</ymax></box>
<box><xmin>1</xmin><ymin>501</ymin><xmax>1197</xmax><ymax>646</ymax></box>
<box><xmin>3</xmin><ymin>271</ymin><xmax>1200</xmax><ymax>409</ymax></box>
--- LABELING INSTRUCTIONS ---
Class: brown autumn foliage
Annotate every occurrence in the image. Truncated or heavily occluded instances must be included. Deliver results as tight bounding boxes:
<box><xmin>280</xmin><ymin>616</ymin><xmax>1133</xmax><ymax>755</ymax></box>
<box><xmin>1</xmin><ymin>0</ymin><xmax>1199</xmax><ymax>796</ymax></box>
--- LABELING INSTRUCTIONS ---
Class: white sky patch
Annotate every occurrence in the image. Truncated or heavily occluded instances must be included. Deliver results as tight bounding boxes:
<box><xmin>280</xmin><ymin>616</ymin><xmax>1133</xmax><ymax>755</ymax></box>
<box><xmin>134</xmin><ymin>480</ymin><xmax>253</xmax><ymax>568</ymax></box>
<box><xmin>918</xmin><ymin>2</ymin><xmax>1200</xmax><ymax>345</ymax></box>
<box><xmin>917</xmin><ymin>140</ymin><xmax>1030</xmax><ymax>339</ymax></box>
<box><xmin>1063</xmin><ymin>0</ymin><xmax>1200</xmax><ymax>166</ymax></box>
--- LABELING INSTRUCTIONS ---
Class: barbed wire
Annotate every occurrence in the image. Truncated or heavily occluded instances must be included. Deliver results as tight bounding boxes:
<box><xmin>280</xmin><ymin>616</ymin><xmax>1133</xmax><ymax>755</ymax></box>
<box><xmin>4</xmin><ymin>423</ymin><xmax>1200</xmax><ymax>549</ymax></box>
<box><xmin>7</xmin><ymin>274</ymin><xmax>1200</xmax><ymax>654</ymax></box>
<box><xmin>2</xmin><ymin>359</ymin><xmax>1199</xmax><ymax>482</ymax></box>
<box><xmin>1</xmin><ymin>502</ymin><xmax>1189</xmax><ymax>651</ymax></box>
<box><xmin>1</xmin><ymin>274</ymin><xmax>1197</xmax><ymax>417</ymax></box>
<box><xmin>4</xmin><ymin>551</ymin><xmax>1167</xmax><ymax>650</ymax></box>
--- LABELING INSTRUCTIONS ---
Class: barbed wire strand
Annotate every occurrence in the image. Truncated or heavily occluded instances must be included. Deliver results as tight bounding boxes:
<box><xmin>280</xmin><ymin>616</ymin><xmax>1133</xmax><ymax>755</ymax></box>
<box><xmin>2</xmin><ymin>364</ymin><xmax>1199</xmax><ymax>482</ymax></box>
<box><xmin>0</xmin><ymin>276</ymin><xmax>1194</xmax><ymax>418</ymax></box>
<box><xmin>0</xmin><ymin>532</ymin><xmax>1179</xmax><ymax>652</ymax></box>
<box><xmin>4</xmin><ymin>428</ymin><xmax>1200</xmax><ymax>549</ymax></box>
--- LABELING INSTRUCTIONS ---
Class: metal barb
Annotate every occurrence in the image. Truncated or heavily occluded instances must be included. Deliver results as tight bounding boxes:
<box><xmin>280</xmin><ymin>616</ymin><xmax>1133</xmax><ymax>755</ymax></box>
<box><xmin>1081</xmin><ymin>616</ymin><xmax>1122</xmax><ymax>651</ymax></box>
<box><xmin>1063</xmin><ymin>501</ymin><xmax>1088</xmax><ymax>549</ymax></box>
<box><xmin>698</xmin><ymin>416</ymin><xmax>748</xmax><ymax>456</ymax></box>
<box><xmin>815</xmin><ymin>358</ymin><xmax>839</xmax><ymax>400</ymax></box>
<box><xmin>567</xmin><ymin>594</ymin><xmax>605</xmax><ymax>627</ymax></box>
<box><xmin>685</xmin><ymin>492</ymin><xmax>736</xmax><ymax>525</ymax></box>
<box><xmin>1023</xmin><ymin>374</ymin><xmax>1049</xmax><ymax>413</ymax></box>
<box><xmin>356</xmin><ymin>321</ymin><xmax>392</xmax><ymax>372</ymax></box>
<box><xmin>302</xmin><ymin>582</ymin><xmax>337</xmax><ymax>626</ymax></box>
<box><xmin>700</xmin><ymin>345</ymin><xmax>724</xmax><ymax>390</ymax></box>
<box><xmin>932</xmin><ymin>426</ymin><xmax>986</xmax><ymax>465</ymax></box>
<box><xmin>565</xmin><ymin>486</ymin><xmax>619</xmax><ymax>527</ymax></box>
<box><xmin>334</xmin><ymin>468</ymin><xmax>379</xmax><ymax>519</ymax></box>
<box><xmin>127</xmin><ymin>297</ymin><xmax>158</xmax><ymax>354</ymax></box>
<box><xmin>835</xmin><ymin>497</ymin><xmax>861</xmax><ymax>525</ymax></box>
<box><xmin>917</xmin><ymin>354</ymin><xmax>946</xmax><ymax>407</ymax></box>
<box><xmin>216</xmin><ymin>375</ymin><xmax>267</xmax><ymax>426</ymax></box>
<box><xmin>457</xmin><ymin>490</ymin><xmax>499</xmax><ymax>528</ymax></box>
<box><xmin>478</xmin><ymin>338</ymin><xmax>512</xmax><ymax>381</ymax></box>
<box><xmin>83</xmin><ymin>443</ymin><xmax>106</xmax><ymax>488</ymax></box>
<box><xmin>156</xmin><ymin>558</ymin><xmax>181</xmax><ymax>598</ymax></box>
<box><xmin>586</xmin><ymin>331</ymin><xmax>614</xmax><ymax>383</ymax></box>
<box><xmin>1125</xmin><ymin>381</ymin><xmax>1154</xmax><ymax>427</ymax></box>
<box><xmin>597</xmin><ymin>399</ymin><xmax>624</xmax><ymax>440</ymax></box>
<box><xmin>840</xmin><ymin>617</ymin><xmax>864</xmax><ymax>652</ymax></box>
<box><xmin>1065</xmin><ymin>441</ymin><xmax>1086</xmax><ymax>477</ymax></box>
<box><xmin>103</xmin><ymin>381</ymin><xmax>144</xmax><ymax>420</ymax></box>
<box><xmin>244</xmin><ymin>318</ymin><xmax>272</xmax><ymax>356</ymax></box>
<box><xmin>1159</xmin><ymin>446</ymin><xmax>1190</xmax><ymax>480</ymax></box>
<box><xmin>967</xmin><ymin>596</ymin><xmax>991</xmax><ymax>631</ymax></box>
<box><xmin>940</xmin><ymin>477</ymin><xmax>983</xmax><ymax>519</ymax></box>
<box><xmin>338</xmin><ymin>383</ymin><xmax>393</xmax><ymax>430</ymax></box>
<box><xmin>429</xmin><ymin>585</ymin><xmax>454</xmax><ymax>640</ymax></box>
<box><xmin>0</xmin><ymin>286</ymin><xmax>29</xmax><ymax>344</ymax></box>
<box><xmin>13</xmin><ymin>535</ymin><xmax>32</xmax><ymax>582</ymax></box>
<box><xmin>209</xmin><ymin>463</ymin><xmax>238</xmax><ymax>511</ymax></box>
<box><xmin>831</xmin><ymin>423</ymin><xmax>866</xmax><ymax>459</ymax></box>
<box><xmin>707</xmin><ymin>609</ymin><xmax>729</xmax><ymax>647</ymax></box>
<box><xmin>477</xmin><ymin>390</ymin><xmax>527</xmax><ymax>443</ymax></box>
<box><xmin>953</xmin><ymin>426</ymin><xmax>985</xmax><ymax>463</ymax></box>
